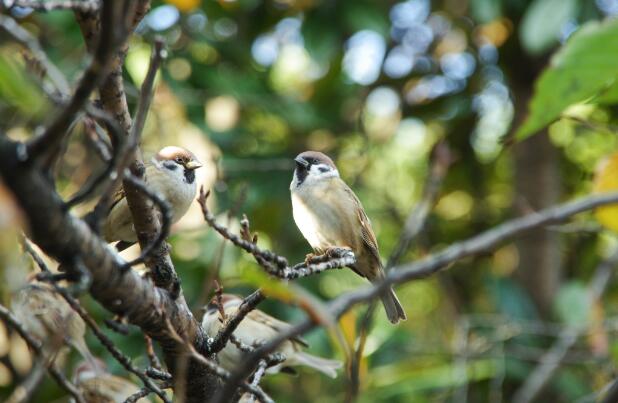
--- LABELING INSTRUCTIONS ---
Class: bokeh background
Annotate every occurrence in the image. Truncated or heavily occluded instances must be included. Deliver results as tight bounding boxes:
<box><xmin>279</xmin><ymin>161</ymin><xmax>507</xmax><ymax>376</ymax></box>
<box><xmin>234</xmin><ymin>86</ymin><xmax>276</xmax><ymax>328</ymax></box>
<box><xmin>2</xmin><ymin>0</ymin><xmax>618</xmax><ymax>402</ymax></box>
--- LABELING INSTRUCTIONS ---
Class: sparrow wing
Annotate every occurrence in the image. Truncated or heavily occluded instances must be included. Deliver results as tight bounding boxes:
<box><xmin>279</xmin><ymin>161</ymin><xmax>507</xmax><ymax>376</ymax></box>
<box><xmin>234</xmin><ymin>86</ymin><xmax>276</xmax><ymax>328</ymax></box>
<box><xmin>247</xmin><ymin>310</ymin><xmax>309</xmax><ymax>347</ymax></box>
<box><xmin>342</xmin><ymin>184</ymin><xmax>381</xmax><ymax>263</ymax></box>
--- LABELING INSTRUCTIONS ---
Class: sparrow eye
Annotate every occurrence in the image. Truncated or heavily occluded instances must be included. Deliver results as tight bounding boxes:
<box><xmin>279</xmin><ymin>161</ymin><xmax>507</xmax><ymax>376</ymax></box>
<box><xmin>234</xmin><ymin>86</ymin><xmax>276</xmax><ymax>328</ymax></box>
<box><xmin>175</xmin><ymin>157</ymin><xmax>182</xmax><ymax>164</ymax></box>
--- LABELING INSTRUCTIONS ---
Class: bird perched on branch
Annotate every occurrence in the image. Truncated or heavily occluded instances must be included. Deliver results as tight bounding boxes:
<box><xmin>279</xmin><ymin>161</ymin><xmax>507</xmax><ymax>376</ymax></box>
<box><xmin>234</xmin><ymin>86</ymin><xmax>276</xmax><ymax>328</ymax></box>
<box><xmin>104</xmin><ymin>146</ymin><xmax>202</xmax><ymax>250</ymax></box>
<box><xmin>12</xmin><ymin>282</ymin><xmax>95</xmax><ymax>366</ymax></box>
<box><xmin>290</xmin><ymin>151</ymin><xmax>407</xmax><ymax>324</ymax></box>
<box><xmin>201</xmin><ymin>294</ymin><xmax>342</xmax><ymax>378</ymax></box>
<box><xmin>73</xmin><ymin>358</ymin><xmax>146</xmax><ymax>403</ymax></box>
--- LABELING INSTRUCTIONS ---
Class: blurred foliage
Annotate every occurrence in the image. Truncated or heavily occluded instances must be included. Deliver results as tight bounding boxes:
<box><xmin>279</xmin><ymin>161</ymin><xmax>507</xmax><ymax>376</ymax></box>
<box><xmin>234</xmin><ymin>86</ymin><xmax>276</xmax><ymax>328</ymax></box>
<box><xmin>1</xmin><ymin>0</ymin><xmax>618</xmax><ymax>402</ymax></box>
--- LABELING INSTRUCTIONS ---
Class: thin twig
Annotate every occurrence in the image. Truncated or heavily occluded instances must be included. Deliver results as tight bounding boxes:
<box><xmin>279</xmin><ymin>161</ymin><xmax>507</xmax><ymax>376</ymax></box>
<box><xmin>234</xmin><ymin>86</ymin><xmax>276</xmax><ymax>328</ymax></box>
<box><xmin>64</xmin><ymin>107</ymin><xmax>125</xmax><ymax>208</ymax></box>
<box><xmin>5</xmin><ymin>358</ymin><xmax>46</xmax><ymax>403</ymax></box>
<box><xmin>8</xmin><ymin>0</ymin><xmax>100</xmax><ymax>13</ymax></box>
<box><xmin>146</xmin><ymin>367</ymin><xmax>172</xmax><ymax>381</ymax></box>
<box><xmin>244</xmin><ymin>360</ymin><xmax>268</xmax><ymax>403</ymax></box>
<box><xmin>162</xmin><ymin>318</ymin><xmax>274</xmax><ymax>403</ymax></box>
<box><xmin>121</xmin><ymin>172</ymin><xmax>173</xmax><ymax>270</ymax></box>
<box><xmin>0</xmin><ymin>14</ymin><xmax>70</xmax><ymax>96</ymax></box>
<box><xmin>70</xmin><ymin>38</ymin><xmax>164</xmax><ymax>210</ymax></box>
<box><xmin>0</xmin><ymin>304</ymin><xmax>86</xmax><ymax>403</ymax></box>
<box><xmin>207</xmin><ymin>290</ymin><xmax>266</xmax><ymax>354</ymax></box>
<box><xmin>144</xmin><ymin>335</ymin><xmax>163</xmax><ymax>371</ymax></box>
<box><xmin>31</xmin><ymin>269</ymin><xmax>171</xmax><ymax>403</ymax></box>
<box><xmin>26</xmin><ymin>0</ymin><xmax>120</xmax><ymax>159</ymax></box>
<box><xmin>123</xmin><ymin>380</ymin><xmax>173</xmax><ymax>403</ymax></box>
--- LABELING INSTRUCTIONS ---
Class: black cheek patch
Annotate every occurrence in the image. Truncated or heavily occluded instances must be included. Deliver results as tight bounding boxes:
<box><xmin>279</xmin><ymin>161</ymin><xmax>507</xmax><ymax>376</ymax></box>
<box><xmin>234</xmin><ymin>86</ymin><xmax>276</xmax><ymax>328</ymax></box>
<box><xmin>184</xmin><ymin>169</ymin><xmax>196</xmax><ymax>184</ymax></box>
<box><xmin>295</xmin><ymin>167</ymin><xmax>308</xmax><ymax>185</ymax></box>
<box><xmin>318</xmin><ymin>166</ymin><xmax>329</xmax><ymax>173</ymax></box>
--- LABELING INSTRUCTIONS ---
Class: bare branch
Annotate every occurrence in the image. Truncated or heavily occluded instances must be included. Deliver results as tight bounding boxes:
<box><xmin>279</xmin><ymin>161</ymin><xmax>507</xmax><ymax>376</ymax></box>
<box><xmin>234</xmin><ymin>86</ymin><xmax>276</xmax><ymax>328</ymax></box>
<box><xmin>123</xmin><ymin>380</ymin><xmax>173</xmax><ymax>403</ymax></box>
<box><xmin>162</xmin><ymin>317</ymin><xmax>274</xmax><ymax>403</ymax></box>
<box><xmin>26</xmin><ymin>0</ymin><xmax>121</xmax><ymax>159</ymax></box>
<box><xmin>0</xmin><ymin>304</ymin><xmax>85</xmax><ymax>403</ymax></box>
<box><xmin>207</xmin><ymin>289</ymin><xmax>266</xmax><ymax>354</ymax></box>
<box><xmin>64</xmin><ymin>107</ymin><xmax>125</xmax><ymax>208</ymax></box>
<box><xmin>121</xmin><ymin>172</ymin><xmax>173</xmax><ymax>273</ymax></box>
<box><xmin>8</xmin><ymin>0</ymin><xmax>99</xmax><ymax>13</ymax></box>
<box><xmin>5</xmin><ymin>358</ymin><xmax>46</xmax><ymax>403</ymax></box>
<box><xmin>144</xmin><ymin>335</ymin><xmax>163</xmax><ymax>371</ymax></box>
<box><xmin>0</xmin><ymin>14</ymin><xmax>70</xmax><ymax>96</ymax></box>
<box><xmin>36</xmin><ymin>274</ymin><xmax>171</xmax><ymax>403</ymax></box>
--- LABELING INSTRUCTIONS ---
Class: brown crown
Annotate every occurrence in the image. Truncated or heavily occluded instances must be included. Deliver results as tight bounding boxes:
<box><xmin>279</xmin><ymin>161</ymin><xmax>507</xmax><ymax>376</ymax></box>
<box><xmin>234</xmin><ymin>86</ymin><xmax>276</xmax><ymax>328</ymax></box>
<box><xmin>296</xmin><ymin>151</ymin><xmax>337</xmax><ymax>169</ymax></box>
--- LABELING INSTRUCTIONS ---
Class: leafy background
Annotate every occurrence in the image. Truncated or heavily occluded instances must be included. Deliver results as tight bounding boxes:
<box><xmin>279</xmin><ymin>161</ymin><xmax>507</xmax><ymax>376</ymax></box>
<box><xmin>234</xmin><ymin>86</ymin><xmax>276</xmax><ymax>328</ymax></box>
<box><xmin>2</xmin><ymin>0</ymin><xmax>618</xmax><ymax>402</ymax></box>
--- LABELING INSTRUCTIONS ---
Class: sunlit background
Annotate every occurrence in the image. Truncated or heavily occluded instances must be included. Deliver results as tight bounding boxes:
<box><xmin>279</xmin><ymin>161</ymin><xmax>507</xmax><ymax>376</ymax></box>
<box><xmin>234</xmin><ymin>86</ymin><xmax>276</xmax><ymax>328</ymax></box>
<box><xmin>2</xmin><ymin>0</ymin><xmax>618</xmax><ymax>401</ymax></box>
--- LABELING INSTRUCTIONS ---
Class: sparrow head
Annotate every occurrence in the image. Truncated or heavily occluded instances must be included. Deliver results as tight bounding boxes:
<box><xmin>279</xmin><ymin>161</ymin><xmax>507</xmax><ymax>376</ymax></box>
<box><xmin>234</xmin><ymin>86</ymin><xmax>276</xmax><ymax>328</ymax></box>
<box><xmin>154</xmin><ymin>146</ymin><xmax>202</xmax><ymax>184</ymax></box>
<box><xmin>291</xmin><ymin>151</ymin><xmax>339</xmax><ymax>189</ymax></box>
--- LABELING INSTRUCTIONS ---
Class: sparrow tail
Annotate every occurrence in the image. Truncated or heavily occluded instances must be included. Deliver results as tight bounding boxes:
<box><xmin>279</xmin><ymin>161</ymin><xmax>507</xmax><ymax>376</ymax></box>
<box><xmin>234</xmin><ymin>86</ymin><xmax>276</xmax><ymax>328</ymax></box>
<box><xmin>294</xmin><ymin>352</ymin><xmax>342</xmax><ymax>378</ymax></box>
<box><xmin>380</xmin><ymin>287</ymin><xmax>407</xmax><ymax>324</ymax></box>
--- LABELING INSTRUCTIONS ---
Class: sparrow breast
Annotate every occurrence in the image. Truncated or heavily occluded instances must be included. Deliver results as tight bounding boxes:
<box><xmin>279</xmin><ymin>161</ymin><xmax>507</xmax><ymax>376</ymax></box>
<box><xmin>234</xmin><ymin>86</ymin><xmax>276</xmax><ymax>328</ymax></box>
<box><xmin>291</xmin><ymin>178</ymin><xmax>357</xmax><ymax>253</ymax></box>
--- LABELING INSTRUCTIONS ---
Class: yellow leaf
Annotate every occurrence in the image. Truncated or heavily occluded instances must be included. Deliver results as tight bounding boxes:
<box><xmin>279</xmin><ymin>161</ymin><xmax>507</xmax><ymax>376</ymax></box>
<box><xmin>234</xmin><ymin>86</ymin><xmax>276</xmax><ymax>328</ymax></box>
<box><xmin>594</xmin><ymin>152</ymin><xmax>618</xmax><ymax>232</ymax></box>
<box><xmin>164</xmin><ymin>0</ymin><xmax>201</xmax><ymax>12</ymax></box>
<box><xmin>338</xmin><ymin>310</ymin><xmax>356</xmax><ymax>349</ymax></box>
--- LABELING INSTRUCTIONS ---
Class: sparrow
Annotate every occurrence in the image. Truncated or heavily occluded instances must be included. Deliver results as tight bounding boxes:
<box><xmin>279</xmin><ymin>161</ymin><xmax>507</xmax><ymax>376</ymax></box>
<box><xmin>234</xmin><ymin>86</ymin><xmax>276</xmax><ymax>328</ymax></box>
<box><xmin>103</xmin><ymin>146</ymin><xmax>202</xmax><ymax>249</ymax></box>
<box><xmin>73</xmin><ymin>358</ymin><xmax>146</xmax><ymax>403</ymax></box>
<box><xmin>201</xmin><ymin>294</ymin><xmax>342</xmax><ymax>378</ymax></box>
<box><xmin>290</xmin><ymin>151</ymin><xmax>407</xmax><ymax>324</ymax></box>
<box><xmin>11</xmin><ymin>282</ymin><xmax>95</xmax><ymax>365</ymax></box>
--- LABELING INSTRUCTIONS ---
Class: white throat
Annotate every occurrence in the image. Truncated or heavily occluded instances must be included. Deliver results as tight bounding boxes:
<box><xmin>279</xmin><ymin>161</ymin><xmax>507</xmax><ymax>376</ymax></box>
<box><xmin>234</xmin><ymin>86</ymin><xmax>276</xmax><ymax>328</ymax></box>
<box><xmin>290</xmin><ymin>165</ymin><xmax>339</xmax><ymax>191</ymax></box>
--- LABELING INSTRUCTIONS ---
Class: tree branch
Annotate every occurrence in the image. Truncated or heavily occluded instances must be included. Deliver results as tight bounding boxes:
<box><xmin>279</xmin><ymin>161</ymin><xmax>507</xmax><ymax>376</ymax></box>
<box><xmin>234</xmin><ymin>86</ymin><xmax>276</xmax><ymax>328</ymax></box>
<box><xmin>26</xmin><ymin>0</ymin><xmax>120</xmax><ymax>159</ymax></box>
<box><xmin>0</xmin><ymin>304</ymin><xmax>85</xmax><ymax>403</ymax></box>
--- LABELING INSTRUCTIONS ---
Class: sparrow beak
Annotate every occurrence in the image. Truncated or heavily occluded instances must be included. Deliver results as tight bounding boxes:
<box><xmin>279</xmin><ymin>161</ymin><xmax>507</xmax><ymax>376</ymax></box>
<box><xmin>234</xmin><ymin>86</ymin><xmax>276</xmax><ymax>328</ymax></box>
<box><xmin>185</xmin><ymin>160</ymin><xmax>202</xmax><ymax>170</ymax></box>
<box><xmin>294</xmin><ymin>156</ymin><xmax>309</xmax><ymax>168</ymax></box>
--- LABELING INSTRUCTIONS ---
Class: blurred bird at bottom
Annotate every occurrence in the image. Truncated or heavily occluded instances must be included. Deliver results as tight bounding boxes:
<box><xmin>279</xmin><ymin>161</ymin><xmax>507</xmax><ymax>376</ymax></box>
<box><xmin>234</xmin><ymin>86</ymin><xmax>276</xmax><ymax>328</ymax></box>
<box><xmin>11</xmin><ymin>282</ymin><xmax>95</xmax><ymax>367</ymax></box>
<box><xmin>201</xmin><ymin>294</ymin><xmax>342</xmax><ymax>378</ymax></box>
<box><xmin>73</xmin><ymin>359</ymin><xmax>148</xmax><ymax>403</ymax></box>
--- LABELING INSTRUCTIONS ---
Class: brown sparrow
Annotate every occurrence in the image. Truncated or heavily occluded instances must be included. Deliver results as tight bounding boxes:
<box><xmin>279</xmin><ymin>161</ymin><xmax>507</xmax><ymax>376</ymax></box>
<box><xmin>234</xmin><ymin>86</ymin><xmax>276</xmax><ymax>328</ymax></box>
<box><xmin>11</xmin><ymin>282</ymin><xmax>95</xmax><ymax>365</ymax></box>
<box><xmin>103</xmin><ymin>146</ymin><xmax>202</xmax><ymax>247</ymax></box>
<box><xmin>290</xmin><ymin>151</ymin><xmax>406</xmax><ymax>324</ymax></box>
<box><xmin>201</xmin><ymin>294</ymin><xmax>342</xmax><ymax>378</ymax></box>
<box><xmin>73</xmin><ymin>358</ymin><xmax>146</xmax><ymax>403</ymax></box>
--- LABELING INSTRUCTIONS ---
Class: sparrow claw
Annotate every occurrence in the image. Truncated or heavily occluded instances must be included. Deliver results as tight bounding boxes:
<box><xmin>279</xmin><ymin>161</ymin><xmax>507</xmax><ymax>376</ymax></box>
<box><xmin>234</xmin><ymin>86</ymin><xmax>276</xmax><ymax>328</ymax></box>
<box><xmin>304</xmin><ymin>253</ymin><xmax>317</xmax><ymax>265</ymax></box>
<box><xmin>325</xmin><ymin>247</ymin><xmax>351</xmax><ymax>259</ymax></box>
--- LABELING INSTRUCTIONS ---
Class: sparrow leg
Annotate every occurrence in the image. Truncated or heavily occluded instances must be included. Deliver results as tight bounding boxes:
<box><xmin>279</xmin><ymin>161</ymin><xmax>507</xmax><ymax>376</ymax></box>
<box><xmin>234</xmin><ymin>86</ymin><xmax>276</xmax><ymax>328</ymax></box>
<box><xmin>324</xmin><ymin>247</ymin><xmax>352</xmax><ymax>259</ymax></box>
<box><xmin>304</xmin><ymin>253</ymin><xmax>317</xmax><ymax>265</ymax></box>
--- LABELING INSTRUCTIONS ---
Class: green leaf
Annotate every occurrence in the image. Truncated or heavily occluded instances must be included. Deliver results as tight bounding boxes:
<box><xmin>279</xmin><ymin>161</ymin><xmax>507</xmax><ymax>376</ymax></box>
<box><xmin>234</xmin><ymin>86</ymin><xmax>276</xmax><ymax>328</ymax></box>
<box><xmin>554</xmin><ymin>281</ymin><xmax>591</xmax><ymax>326</ymax></box>
<box><xmin>520</xmin><ymin>0</ymin><xmax>578</xmax><ymax>55</ymax></box>
<box><xmin>516</xmin><ymin>19</ymin><xmax>618</xmax><ymax>140</ymax></box>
